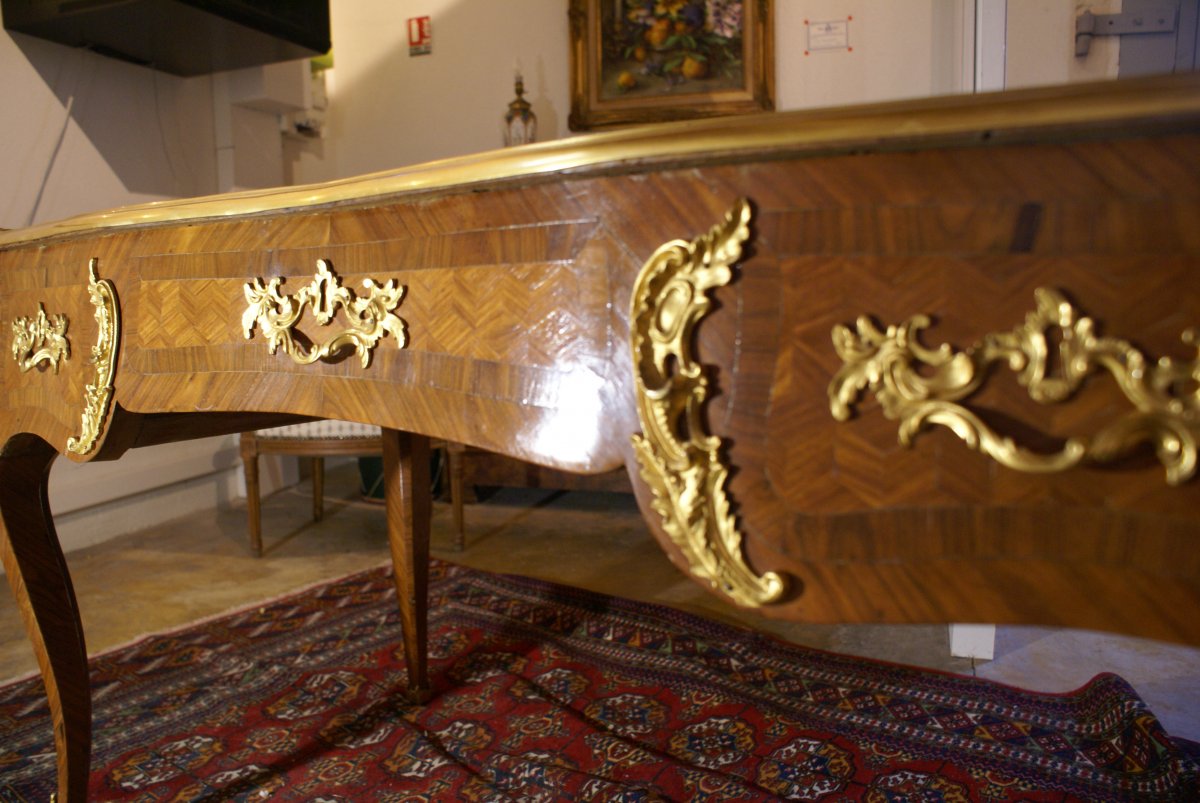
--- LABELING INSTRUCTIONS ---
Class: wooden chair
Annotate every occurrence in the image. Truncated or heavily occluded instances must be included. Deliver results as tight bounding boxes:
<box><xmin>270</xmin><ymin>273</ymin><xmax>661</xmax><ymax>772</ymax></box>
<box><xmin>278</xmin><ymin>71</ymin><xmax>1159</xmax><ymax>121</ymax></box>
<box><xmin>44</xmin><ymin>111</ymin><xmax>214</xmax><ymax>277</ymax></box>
<box><xmin>239</xmin><ymin>421</ymin><xmax>466</xmax><ymax>556</ymax></box>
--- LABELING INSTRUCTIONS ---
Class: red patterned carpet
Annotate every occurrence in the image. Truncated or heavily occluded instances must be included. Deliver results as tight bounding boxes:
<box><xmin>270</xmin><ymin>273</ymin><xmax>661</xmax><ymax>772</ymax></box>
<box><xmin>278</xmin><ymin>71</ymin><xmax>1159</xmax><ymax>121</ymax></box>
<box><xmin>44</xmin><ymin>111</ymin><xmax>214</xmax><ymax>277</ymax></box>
<box><xmin>1</xmin><ymin>559</ymin><xmax>1196</xmax><ymax>801</ymax></box>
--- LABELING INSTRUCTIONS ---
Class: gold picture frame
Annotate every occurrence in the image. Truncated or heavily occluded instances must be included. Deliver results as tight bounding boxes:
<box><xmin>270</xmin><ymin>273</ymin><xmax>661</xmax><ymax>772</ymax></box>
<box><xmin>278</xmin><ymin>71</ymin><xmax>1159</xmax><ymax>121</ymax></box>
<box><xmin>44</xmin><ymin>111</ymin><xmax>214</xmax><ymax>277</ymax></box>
<box><xmin>569</xmin><ymin>0</ymin><xmax>774</xmax><ymax>131</ymax></box>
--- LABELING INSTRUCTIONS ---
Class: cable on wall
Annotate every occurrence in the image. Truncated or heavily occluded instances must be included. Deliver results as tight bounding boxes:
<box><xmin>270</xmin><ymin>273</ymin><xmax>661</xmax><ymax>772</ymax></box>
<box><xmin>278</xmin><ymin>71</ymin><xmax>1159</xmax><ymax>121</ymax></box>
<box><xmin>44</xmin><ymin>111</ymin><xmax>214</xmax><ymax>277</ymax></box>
<box><xmin>25</xmin><ymin>93</ymin><xmax>73</xmax><ymax>227</ymax></box>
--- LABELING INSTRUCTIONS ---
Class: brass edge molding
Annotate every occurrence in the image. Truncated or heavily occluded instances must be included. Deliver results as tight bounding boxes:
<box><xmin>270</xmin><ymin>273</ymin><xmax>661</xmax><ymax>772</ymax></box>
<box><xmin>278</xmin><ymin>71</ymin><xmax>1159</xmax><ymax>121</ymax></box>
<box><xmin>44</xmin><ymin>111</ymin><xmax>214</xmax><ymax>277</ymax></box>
<box><xmin>243</xmin><ymin>259</ymin><xmax>407</xmax><ymax>367</ymax></box>
<box><xmin>2</xmin><ymin>74</ymin><xmax>1198</xmax><ymax>249</ymax></box>
<box><xmin>829</xmin><ymin>287</ymin><xmax>1199</xmax><ymax>485</ymax></box>
<box><xmin>67</xmin><ymin>259</ymin><xmax>120</xmax><ymax>456</ymax></box>
<box><xmin>630</xmin><ymin>197</ymin><xmax>787</xmax><ymax>607</ymax></box>
<box><xmin>11</xmin><ymin>303</ymin><xmax>69</xmax><ymax>373</ymax></box>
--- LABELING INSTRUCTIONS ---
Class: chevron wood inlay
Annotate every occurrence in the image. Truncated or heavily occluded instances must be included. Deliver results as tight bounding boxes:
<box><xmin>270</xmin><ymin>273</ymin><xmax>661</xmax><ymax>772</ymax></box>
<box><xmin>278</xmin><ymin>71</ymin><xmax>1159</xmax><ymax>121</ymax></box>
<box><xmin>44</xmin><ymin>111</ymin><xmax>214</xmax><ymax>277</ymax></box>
<box><xmin>136</xmin><ymin>279</ymin><xmax>245</xmax><ymax>349</ymax></box>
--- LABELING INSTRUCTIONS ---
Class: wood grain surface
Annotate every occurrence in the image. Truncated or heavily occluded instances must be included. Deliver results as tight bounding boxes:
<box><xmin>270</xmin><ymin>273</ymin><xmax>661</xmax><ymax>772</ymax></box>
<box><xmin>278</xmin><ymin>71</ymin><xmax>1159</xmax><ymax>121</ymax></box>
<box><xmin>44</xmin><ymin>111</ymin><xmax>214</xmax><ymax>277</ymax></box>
<box><xmin>1</xmin><ymin>74</ymin><xmax>1199</xmax><ymax>799</ymax></box>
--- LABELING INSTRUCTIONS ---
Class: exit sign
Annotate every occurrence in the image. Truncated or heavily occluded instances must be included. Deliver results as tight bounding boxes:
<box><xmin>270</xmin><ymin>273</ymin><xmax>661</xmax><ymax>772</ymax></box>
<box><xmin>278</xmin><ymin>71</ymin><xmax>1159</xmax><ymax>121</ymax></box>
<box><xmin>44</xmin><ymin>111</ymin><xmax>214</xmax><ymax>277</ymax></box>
<box><xmin>408</xmin><ymin>16</ymin><xmax>432</xmax><ymax>56</ymax></box>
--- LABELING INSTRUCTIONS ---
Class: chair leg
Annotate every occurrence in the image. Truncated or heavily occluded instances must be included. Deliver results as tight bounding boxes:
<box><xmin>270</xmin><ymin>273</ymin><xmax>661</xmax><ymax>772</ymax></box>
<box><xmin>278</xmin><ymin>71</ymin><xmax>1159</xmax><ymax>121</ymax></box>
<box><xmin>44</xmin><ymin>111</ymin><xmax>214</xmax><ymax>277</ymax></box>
<box><xmin>240</xmin><ymin>433</ymin><xmax>263</xmax><ymax>557</ymax></box>
<box><xmin>312</xmin><ymin>457</ymin><xmax>324</xmax><ymax>522</ymax></box>
<box><xmin>382</xmin><ymin>429</ymin><xmax>431</xmax><ymax>703</ymax></box>
<box><xmin>448</xmin><ymin>443</ymin><xmax>465</xmax><ymax>551</ymax></box>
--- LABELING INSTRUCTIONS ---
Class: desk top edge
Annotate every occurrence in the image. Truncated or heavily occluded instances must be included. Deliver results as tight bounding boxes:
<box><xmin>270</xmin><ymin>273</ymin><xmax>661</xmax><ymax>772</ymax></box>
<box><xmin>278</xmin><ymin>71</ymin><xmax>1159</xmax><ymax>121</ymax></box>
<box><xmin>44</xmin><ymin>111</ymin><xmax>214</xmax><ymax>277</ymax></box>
<box><xmin>2</xmin><ymin>73</ymin><xmax>1199</xmax><ymax>249</ymax></box>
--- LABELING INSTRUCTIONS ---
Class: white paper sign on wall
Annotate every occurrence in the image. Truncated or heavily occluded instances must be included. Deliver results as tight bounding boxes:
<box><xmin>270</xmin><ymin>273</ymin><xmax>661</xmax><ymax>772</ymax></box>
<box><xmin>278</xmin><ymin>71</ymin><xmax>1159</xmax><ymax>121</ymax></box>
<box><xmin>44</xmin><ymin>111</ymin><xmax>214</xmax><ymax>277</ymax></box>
<box><xmin>806</xmin><ymin>17</ymin><xmax>852</xmax><ymax>55</ymax></box>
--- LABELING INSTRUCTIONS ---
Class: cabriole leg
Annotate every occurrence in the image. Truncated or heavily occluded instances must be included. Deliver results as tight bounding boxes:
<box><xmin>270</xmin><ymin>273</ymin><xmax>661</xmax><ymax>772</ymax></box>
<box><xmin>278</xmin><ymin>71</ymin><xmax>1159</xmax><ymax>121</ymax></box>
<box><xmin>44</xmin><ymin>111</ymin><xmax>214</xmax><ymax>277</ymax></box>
<box><xmin>0</xmin><ymin>435</ymin><xmax>90</xmax><ymax>801</ymax></box>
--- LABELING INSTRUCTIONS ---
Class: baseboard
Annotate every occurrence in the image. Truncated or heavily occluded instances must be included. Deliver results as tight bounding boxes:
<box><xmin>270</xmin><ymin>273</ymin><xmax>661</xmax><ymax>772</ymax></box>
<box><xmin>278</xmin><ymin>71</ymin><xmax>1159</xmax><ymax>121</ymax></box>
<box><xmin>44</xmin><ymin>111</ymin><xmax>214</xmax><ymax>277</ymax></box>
<box><xmin>39</xmin><ymin>435</ymin><xmax>299</xmax><ymax>555</ymax></box>
<box><xmin>53</xmin><ymin>465</ymin><xmax>246</xmax><ymax>552</ymax></box>
<box><xmin>49</xmin><ymin>435</ymin><xmax>242</xmax><ymax>516</ymax></box>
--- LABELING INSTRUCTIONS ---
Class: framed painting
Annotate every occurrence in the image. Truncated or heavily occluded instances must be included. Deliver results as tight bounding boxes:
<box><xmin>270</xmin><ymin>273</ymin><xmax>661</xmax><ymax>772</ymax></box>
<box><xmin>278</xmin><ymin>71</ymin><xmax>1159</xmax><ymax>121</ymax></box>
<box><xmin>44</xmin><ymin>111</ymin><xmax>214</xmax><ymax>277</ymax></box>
<box><xmin>569</xmin><ymin>0</ymin><xmax>774</xmax><ymax>130</ymax></box>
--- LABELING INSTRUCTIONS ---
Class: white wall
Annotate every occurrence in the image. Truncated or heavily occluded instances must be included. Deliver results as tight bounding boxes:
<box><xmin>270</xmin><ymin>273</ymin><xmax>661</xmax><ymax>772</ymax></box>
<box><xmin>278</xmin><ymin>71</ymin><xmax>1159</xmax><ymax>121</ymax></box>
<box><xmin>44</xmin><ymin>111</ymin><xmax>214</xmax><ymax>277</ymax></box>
<box><xmin>291</xmin><ymin>1</ymin><xmax>1128</xmax><ymax>187</ymax></box>
<box><xmin>0</xmin><ymin>28</ymin><xmax>218</xmax><ymax>228</ymax></box>
<box><xmin>49</xmin><ymin>436</ymin><xmax>244</xmax><ymax>551</ymax></box>
<box><xmin>1006</xmin><ymin>0</ymin><xmax>1122</xmax><ymax>89</ymax></box>
<box><xmin>3</xmin><ymin>0</ymin><xmax>1125</xmax><ymax>231</ymax></box>
<box><xmin>289</xmin><ymin>0</ymin><xmax>572</xmax><ymax>183</ymax></box>
<box><xmin>775</xmin><ymin>0</ymin><xmax>977</xmax><ymax>110</ymax></box>
<box><xmin>291</xmin><ymin>0</ymin><xmax>986</xmax><ymax>184</ymax></box>
<box><xmin>0</xmin><ymin>24</ymin><xmax>295</xmax><ymax>551</ymax></box>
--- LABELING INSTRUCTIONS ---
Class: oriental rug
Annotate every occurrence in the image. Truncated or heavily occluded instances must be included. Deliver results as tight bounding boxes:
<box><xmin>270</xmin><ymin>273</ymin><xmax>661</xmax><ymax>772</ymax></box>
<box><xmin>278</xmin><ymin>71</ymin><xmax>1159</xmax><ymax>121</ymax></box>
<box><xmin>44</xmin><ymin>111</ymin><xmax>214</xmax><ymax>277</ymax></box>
<box><xmin>0</xmin><ymin>560</ymin><xmax>1196</xmax><ymax>802</ymax></box>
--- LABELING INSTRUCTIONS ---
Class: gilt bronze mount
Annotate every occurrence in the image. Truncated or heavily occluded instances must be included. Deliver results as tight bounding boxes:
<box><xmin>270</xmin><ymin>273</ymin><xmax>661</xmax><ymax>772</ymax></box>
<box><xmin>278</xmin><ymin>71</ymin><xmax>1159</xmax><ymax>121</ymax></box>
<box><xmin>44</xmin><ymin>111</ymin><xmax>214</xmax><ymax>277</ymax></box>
<box><xmin>829</xmin><ymin>287</ymin><xmax>1199</xmax><ymax>485</ymax></box>
<box><xmin>66</xmin><ymin>259</ymin><xmax>119</xmax><ymax>456</ymax></box>
<box><xmin>630</xmin><ymin>198</ymin><xmax>787</xmax><ymax>607</ymax></box>
<box><xmin>11</xmin><ymin>303</ymin><xmax>69</xmax><ymax>373</ymax></box>
<box><xmin>243</xmin><ymin>259</ymin><xmax>407</xmax><ymax>368</ymax></box>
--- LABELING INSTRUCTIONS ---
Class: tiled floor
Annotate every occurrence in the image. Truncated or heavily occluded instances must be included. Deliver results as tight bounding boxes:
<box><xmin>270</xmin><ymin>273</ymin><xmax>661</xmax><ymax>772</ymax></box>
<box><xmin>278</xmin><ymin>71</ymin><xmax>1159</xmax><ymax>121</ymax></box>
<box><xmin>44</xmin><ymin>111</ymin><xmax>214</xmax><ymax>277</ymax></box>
<box><xmin>2</xmin><ymin>464</ymin><xmax>1197</xmax><ymax>743</ymax></box>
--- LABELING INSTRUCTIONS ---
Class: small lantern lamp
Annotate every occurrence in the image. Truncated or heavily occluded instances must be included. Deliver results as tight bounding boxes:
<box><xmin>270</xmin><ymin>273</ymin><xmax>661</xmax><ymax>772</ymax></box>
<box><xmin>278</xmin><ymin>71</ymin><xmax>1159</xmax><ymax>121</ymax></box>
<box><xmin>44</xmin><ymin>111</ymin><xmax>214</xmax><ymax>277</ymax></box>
<box><xmin>503</xmin><ymin>73</ymin><xmax>537</xmax><ymax>146</ymax></box>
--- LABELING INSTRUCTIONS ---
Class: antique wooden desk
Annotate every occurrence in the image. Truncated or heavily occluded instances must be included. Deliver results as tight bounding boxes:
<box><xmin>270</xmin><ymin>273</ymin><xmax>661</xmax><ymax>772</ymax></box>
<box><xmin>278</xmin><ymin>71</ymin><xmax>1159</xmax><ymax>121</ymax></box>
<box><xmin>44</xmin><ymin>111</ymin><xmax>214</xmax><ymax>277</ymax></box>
<box><xmin>2</xmin><ymin>75</ymin><xmax>1198</xmax><ymax>799</ymax></box>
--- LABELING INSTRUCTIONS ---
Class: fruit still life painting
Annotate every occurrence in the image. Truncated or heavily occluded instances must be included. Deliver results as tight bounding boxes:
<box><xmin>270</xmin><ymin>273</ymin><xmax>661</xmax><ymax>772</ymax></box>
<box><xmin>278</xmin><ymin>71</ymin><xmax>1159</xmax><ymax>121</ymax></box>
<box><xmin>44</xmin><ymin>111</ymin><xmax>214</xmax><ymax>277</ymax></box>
<box><xmin>602</xmin><ymin>0</ymin><xmax>746</xmax><ymax>99</ymax></box>
<box><xmin>569</xmin><ymin>0</ymin><xmax>770</xmax><ymax>129</ymax></box>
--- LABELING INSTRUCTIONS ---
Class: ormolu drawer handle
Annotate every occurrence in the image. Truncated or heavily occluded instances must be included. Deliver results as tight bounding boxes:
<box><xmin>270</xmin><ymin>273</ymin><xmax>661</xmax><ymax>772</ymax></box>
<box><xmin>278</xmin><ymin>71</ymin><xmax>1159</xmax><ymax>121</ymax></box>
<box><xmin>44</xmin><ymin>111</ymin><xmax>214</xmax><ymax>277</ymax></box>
<box><xmin>829</xmin><ymin>287</ymin><xmax>1199</xmax><ymax>485</ymax></box>
<box><xmin>243</xmin><ymin>259</ymin><xmax>407</xmax><ymax>368</ymax></box>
